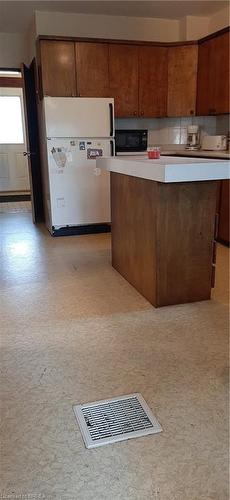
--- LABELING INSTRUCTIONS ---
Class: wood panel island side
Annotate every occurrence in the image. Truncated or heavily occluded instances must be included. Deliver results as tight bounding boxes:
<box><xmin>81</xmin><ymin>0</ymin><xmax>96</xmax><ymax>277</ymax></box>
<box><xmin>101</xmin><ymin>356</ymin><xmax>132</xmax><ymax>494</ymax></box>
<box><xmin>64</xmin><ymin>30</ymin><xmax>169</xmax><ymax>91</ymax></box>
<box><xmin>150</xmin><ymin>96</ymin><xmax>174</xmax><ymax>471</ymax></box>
<box><xmin>97</xmin><ymin>156</ymin><xmax>230</xmax><ymax>307</ymax></box>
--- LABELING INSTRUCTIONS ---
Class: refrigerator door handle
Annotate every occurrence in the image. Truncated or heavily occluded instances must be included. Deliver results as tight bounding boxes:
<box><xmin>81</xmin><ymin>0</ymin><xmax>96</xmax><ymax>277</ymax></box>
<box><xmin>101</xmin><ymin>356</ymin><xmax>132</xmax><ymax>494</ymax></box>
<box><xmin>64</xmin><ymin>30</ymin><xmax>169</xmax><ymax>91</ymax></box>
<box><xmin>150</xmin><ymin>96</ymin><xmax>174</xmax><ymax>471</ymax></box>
<box><xmin>109</xmin><ymin>103</ymin><xmax>114</xmax><ymax>137</ymax></box>
<box><xmin>110</xmin><ymin>140</ymin><xmax>114</xmax><ymax>156</ymax></box>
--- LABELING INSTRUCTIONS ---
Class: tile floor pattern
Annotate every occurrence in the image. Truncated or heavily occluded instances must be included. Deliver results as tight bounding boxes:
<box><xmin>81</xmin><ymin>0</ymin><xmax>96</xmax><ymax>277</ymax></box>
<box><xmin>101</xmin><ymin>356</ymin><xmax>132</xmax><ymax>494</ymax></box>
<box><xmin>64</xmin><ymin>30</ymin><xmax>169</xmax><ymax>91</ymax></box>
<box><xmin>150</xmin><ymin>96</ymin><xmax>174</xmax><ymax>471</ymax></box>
<box><xmin>0</xmin><ymin>213</ymin><xmax>229</xmax><ymax>500</ymax></box>
<box><xmin>0</xmin><ymin>201</ymin><xmax>32</xmax><ymax>213</ymax></box>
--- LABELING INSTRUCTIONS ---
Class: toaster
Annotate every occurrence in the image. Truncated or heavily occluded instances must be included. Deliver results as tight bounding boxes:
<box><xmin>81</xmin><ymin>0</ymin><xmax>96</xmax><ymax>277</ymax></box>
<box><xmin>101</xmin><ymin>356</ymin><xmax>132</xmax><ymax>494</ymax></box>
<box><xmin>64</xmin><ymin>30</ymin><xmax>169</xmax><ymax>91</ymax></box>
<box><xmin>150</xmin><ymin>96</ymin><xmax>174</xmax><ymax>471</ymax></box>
<box><xmin>201</xmin><ymin>135</ymin><xmax>227</xmax><ymax>151</ymax></box>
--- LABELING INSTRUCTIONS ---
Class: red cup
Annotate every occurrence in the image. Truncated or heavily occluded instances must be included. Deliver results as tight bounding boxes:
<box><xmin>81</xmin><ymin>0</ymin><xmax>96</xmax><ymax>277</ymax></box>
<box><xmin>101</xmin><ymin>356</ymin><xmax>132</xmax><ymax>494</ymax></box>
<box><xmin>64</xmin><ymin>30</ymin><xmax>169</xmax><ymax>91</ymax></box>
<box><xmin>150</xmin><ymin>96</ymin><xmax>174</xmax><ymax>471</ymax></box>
<box><xmin>147</xmin><ymin>148</ymin><xmax>160</xmax><ymax>159</ymax></box>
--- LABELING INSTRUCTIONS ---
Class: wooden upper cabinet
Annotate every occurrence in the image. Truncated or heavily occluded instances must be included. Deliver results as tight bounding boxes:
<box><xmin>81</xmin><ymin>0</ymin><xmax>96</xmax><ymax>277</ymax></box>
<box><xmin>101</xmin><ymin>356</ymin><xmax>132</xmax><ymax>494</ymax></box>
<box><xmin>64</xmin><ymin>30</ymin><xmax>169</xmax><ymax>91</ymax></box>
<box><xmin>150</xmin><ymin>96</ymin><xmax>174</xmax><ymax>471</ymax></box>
<box><xmin>139</xmin><ymin>46</ymin><xmax>168</xmax><ymax>117</ymax></box>
<box><xmin>211</xmin><ymin>32</ymin><xmax>229</xmax><ymax>114</ymax></box>
<box><xmin>38</xmin><ymin>29</ymin><xmax>229</xmax><ymax>115</ymax></box>
<box><xmin>167</xmin><ymin>45</ymin><xmax>198</xmax><ymax>117</ymax></box>
<box><xmin>39</xmin><ymin>40</ymin><xmax>76</xmax><ymax>97</ymax></box>
<box><xmin>108</xmin><ymin>44</ymin><xmax>139</xmax><ymax>117</ymax></box>
<box><xmin>197</xmin><ymin>31</ymin><xmax>230</xmax><ymax>115</ymax></box>
<box><xmin>196</xmin><ymin>40</ymin><xmax>211</xmax><ymax>116</ymax></box>
<box><xmin>75</xmin><ymin>42</ymin><xmax>109</xmax><ymax>97</ymax></box>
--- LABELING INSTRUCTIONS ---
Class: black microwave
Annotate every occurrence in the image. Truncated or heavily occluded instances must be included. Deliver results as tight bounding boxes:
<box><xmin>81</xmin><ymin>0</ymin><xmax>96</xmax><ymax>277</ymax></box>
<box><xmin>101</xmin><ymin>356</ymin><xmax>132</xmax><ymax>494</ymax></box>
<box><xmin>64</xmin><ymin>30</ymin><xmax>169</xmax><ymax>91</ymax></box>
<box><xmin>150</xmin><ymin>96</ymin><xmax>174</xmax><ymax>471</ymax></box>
<box><xmin>115</xmin><ymin>129</ymin><xmax>148</xmax><ymax>153</ymax></box>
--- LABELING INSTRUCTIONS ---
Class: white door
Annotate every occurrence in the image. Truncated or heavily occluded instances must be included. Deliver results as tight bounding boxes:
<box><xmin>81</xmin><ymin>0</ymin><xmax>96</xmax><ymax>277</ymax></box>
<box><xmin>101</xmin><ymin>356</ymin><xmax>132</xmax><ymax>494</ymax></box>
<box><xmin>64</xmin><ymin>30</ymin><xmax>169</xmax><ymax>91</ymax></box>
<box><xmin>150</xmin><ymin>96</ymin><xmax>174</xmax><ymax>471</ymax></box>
<box><xmin>0</xmin><ymin>87</ymin><xmax>29</xmax><ymax>192</ymax></box>
<box><xmin>44</xmin><ymin>97</ymin><xmax>114</xmax><ymax>139</ymax></box>
<box><xmin>46</xmin><ymin>138</ymin><xmax>113</xmax><ymax>228</ymax></box>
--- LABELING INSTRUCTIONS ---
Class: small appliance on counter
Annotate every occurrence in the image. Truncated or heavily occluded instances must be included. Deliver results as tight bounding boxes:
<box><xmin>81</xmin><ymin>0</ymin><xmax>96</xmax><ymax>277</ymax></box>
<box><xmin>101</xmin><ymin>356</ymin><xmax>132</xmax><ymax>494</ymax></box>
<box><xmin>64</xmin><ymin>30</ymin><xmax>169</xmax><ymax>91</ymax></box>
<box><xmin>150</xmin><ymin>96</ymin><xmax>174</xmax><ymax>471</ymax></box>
<box><xmin>186</xmin><ymin>125</ymin><xmax>200</xmax><ymax>150</ymax></box>
<box><xmin>201</xmin><ymin>135</ymin><xmax>227</xmax><ymax>151</ymax></box>
<box><xmin>115</xmin><ymin>129</ymin><xmax>148</xmax><ymax>154</ymax></box>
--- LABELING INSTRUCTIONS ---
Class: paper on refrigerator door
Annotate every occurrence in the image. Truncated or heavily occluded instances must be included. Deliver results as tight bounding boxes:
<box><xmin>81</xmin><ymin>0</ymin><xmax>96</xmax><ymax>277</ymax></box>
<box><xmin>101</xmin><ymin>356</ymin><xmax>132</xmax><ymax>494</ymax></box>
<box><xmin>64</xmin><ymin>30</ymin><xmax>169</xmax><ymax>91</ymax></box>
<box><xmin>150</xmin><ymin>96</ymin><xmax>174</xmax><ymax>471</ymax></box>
<box><xmin>51</xmin><ymin>147</ymin><xmax>67</xmax><ymax>168</ymax></box>
<box><xmin>51</xmin><ymin>147</ymin><xmax>73</xmax><ymax>169</ymax></box>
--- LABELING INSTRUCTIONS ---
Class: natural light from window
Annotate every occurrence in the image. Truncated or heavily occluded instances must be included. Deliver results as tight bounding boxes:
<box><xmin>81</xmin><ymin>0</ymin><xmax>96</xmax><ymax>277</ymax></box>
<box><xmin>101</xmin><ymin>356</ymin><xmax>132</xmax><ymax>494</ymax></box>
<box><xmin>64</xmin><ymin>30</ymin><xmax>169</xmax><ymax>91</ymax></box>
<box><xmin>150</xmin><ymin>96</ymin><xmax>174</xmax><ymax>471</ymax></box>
<box><xmin>0</xmin><ymin>96</ymin><xmax>24</xmax><ymax>144</ymax></box>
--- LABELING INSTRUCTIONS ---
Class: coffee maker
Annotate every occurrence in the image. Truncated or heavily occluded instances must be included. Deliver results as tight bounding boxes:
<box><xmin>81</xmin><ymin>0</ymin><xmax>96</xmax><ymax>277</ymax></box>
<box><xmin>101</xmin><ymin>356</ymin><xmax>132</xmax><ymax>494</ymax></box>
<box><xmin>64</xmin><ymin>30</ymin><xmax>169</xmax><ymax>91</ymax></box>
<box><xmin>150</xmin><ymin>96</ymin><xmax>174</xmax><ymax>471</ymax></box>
<box><xmin>186</xmin><ymin>125</ymin><xmax>200</xmax><ymax>150</ymax></box>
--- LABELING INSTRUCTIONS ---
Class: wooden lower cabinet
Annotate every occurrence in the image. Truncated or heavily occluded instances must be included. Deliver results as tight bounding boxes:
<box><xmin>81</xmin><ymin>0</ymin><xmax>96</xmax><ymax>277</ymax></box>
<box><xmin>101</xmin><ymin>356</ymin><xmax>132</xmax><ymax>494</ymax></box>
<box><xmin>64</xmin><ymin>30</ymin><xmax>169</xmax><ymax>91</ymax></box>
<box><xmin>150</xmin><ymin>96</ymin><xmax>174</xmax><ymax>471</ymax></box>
<box><xmin>108</xmin><ymin>44</ymin><xmax>139</xmax><ymax>117</ymax></box>
<box><xmin>75</xmin><ymin>42</ymin><xmax>109</xmax><ymax>97</ymax></box>
<box><xmin>167</xmin><ymin>45</ymin><xmax>198</xmax><ymax>117</ymax></box>
<box><xmin>39</xmin><ymin>40</ymin><xmax>76</xmax><ymax>97</ymax></box>
<box><xmin>111</xmin><ymin>173</ymin><xmax>218</xmax><ymax>307</ymax></box>
<box><xmin>217</xmin><ymin>180</ymin><xmax>230</xmax><ymax>245</ymax></box>
<box><xmin>138</xmin><ymin>46</ymin><xmax>168</xmax><ymax>117</ymax></box>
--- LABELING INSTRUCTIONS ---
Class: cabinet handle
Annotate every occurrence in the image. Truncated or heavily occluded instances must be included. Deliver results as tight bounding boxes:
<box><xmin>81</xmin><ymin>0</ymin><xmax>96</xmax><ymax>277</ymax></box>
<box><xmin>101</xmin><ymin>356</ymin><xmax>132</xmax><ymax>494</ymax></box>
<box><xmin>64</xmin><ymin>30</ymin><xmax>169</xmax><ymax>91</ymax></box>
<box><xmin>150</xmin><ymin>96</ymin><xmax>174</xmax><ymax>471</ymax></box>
<box><xmin>211</xmin><ymin>264</ymin><xmax>216</xmax><ymax>288</ymax></box>
<box><xmin>190</xmin><ymin>110</ymin><xmax>194</xmax><ymax>115</ymax></box>
<box><xmin>214</xmin><ymin>213</ymin><xmax>219</xmax><ymax>239</ymax></box>
<box><xmin>133</xmin><ymin>111</ymin><xmax>137</xmax><ymax>116</ymax></box>
<box><xmin>212</xmin><ymin>241</ymin><xmax>217</xmax><ymax>264</ymax></box>
<box><xmin>110</xmin><ymin>140</ymin><xmax>114</xmax><ymax>156</ymax></box>
<box><xmin>109</xmin><ymin>103</ymin><xmax>114</xmax><ymax>136</ymax></box>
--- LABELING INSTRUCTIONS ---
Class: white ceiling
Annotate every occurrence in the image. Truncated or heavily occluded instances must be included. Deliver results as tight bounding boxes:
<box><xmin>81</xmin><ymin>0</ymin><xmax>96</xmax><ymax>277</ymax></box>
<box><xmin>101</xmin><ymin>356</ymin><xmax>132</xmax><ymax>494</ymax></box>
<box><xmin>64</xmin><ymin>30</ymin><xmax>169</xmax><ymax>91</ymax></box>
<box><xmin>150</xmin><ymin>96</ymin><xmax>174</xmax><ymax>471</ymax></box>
<box><xmin>0</xmin><ymin>1</ymin><xmax>229</xmax><ymax>33</ymax></box>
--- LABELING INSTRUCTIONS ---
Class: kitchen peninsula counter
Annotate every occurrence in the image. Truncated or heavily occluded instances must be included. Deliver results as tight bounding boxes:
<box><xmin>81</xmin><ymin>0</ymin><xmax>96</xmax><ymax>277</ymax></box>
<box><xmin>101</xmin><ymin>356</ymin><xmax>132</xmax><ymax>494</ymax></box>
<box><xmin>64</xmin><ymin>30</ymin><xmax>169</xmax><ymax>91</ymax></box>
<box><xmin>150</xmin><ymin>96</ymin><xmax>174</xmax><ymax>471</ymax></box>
<box><xmin>97</xmin><ymin>156</ymin><xmax>230</xmax><ymax>307</ymax></box>
<box><xmin>98</xmin><ymin>155</ymin><xmax>230</xmax><ymax>183</ymax></box>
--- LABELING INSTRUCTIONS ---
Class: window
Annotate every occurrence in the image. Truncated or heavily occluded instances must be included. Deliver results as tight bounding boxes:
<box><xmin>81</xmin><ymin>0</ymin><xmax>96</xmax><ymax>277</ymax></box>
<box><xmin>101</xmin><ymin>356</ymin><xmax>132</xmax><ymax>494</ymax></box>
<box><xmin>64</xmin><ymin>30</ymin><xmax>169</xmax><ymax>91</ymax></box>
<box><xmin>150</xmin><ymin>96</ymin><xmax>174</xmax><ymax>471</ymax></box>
<box><xmin>0</xmin><ymin>95</ymin><xmax>24</xmax><ymax>144</ymax></box>
<box><xmin>0</xmin><ymin>70</ymin><xmax>21</xmax><ymax>77</ymax></box>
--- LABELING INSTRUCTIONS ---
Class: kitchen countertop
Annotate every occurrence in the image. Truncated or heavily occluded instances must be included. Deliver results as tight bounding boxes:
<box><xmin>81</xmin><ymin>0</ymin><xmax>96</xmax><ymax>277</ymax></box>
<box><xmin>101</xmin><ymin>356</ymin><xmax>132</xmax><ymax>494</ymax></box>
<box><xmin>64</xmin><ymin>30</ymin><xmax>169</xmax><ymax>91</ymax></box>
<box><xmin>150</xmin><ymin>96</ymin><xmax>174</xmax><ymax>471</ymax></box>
<box><xmin>116</xmin><ymin>149</ymin><xmax>230</xmax><ymax>160</ymax></box>
<box><xmin>97</xmin><ymin>155</ymin><xmax>230</xmax><ymax>183</ymax></box>
<box><xmin>160</xmin><ymin>149</ymin><xmax>230</xmax><ymax>160</ymax></box>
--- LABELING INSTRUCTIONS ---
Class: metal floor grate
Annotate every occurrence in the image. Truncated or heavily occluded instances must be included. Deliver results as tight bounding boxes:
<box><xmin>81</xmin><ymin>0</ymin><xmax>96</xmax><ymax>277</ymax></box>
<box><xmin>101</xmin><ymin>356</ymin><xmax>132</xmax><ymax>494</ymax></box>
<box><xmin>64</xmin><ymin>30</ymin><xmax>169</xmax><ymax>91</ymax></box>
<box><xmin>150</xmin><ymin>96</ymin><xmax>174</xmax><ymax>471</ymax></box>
<box><xmin>73</xmin><ymin>393</ymin><xmax>162</xmax><ymax>449</ymax></box>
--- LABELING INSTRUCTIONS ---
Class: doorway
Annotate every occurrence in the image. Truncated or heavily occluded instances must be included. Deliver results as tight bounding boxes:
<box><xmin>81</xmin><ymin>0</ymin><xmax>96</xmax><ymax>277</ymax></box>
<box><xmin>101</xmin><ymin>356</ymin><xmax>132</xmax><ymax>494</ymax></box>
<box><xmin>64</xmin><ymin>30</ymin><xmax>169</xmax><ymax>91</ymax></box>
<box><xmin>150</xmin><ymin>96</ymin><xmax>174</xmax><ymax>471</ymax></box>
<box><xmin>0</xmin><ymin>70</ymin><xmax>31</xmax><ymax>211</ymax></box>
<box><xmin>0</xmin><ymin>64</ymin><xmax>44</xmax><ymax>222</ymax></box>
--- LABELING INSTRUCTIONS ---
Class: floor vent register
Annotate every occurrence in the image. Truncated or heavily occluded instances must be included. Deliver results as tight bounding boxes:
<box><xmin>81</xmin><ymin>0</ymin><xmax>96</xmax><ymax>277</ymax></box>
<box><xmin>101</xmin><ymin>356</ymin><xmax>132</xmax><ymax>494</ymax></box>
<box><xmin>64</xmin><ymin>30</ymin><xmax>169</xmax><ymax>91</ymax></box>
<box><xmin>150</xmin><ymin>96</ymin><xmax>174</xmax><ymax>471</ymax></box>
<box><xmin>73</xmin><ymin>393</ymin><xmax>162</xmax><ymax>449</ymax></box>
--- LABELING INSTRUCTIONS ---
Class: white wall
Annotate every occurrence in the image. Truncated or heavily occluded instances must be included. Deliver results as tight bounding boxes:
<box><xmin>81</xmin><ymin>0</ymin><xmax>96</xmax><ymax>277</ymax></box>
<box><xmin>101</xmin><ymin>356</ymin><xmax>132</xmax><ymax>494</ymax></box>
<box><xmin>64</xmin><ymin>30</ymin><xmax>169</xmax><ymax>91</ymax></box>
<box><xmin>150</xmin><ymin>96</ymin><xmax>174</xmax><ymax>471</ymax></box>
<box><xmin>35</xmin><ymin>10</ymin><xmax>180</xmax><ymax>42</ymax></box>
<box><xmin>0</xmin><ymin>5</ymin><xmax>228</xmax><ymax>69</ymax></box>
<box><xmin>0</xmin><ymin>32</ymin><xmax>29</xmax><ymax>68</ymax></box>
<box><xmin>35</xmin><ymin>9</ymin><xmax>229</xmax><ymax>45</ymax></box>
<box><xmin>209</xmin><ymin>5</ymin><xmax>229</xmax><ymax>33</ymax></box>
<box><xmin>179</xmin><ymin>9</ymin><xmax>229</xmax><ymax>41</ymax></box>
<box><xmin>27</xmin><ymin>18</ymin><xmax>37</xmax><ymax>64</ymax></box>
<box><xmin>182</xmin><ymin>16</ymin><xmax>210</xmax><ymax>40</ymax></box>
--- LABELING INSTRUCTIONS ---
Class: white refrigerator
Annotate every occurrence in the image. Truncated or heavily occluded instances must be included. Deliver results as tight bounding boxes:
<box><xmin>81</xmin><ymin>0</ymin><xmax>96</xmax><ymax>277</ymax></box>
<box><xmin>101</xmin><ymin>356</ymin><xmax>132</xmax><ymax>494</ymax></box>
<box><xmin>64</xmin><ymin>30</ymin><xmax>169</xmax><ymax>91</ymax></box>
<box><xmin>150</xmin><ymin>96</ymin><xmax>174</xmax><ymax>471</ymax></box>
<box><xmin>41</xmin><ymin>97</ymin><xmax>114</xmax><ymax>236</ymax></box>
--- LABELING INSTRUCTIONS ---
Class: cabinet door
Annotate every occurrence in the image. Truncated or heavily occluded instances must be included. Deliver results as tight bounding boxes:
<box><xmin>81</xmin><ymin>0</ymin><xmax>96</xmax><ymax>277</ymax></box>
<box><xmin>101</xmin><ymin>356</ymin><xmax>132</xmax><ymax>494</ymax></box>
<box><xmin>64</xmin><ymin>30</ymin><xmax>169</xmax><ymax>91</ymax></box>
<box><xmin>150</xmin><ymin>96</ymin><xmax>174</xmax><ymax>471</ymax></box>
<box><xmin>139</xmin><ymin>46</ymin><xmax>168</xmax><ymax>117</ymax></box>
<box><xmin>196</xmin><ymin>40</ymin><xmax>212</xmax><ymax>116</ymax></box>
<box><xmin>39</xmin><ymin>40</ymin><xmax>76</xmax><ymax>97</ymax></box>
<box><xmin>167</xmin><ymin>45</ymin><xmax>198</xmax><ymax>117</ymax></box>
<box><xmin>75</xmin><ymin>42</ymin><xmax>109</xmax><ymax>97</ymax></box>
<box><xmin>108</xmin><ymin>44</ymin><xmax>139</xmax><ymax>117</ymax></box>
<box><xmin>218</xmin><ymin>180</ymin><xmax>230</xmax><ymax>244</ymax></box>
<box><xmin>210</xmin><ymin>32</ymin><xmax>229</xmax><ymax>114</ymax></box>
<box><xmin>197</xmin><ymin>32</ymin><xmax>230</xmax><ymax>115</ymax></box>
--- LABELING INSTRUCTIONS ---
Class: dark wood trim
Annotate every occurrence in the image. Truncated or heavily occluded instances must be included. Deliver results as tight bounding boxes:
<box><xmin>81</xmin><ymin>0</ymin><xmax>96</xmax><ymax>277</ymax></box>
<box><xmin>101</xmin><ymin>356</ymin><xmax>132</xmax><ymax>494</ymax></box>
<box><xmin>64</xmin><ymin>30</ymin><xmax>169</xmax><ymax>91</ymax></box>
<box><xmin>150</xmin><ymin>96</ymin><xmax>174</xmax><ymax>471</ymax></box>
<box><xmin>0</xmin><ymin>76</ymin><xmax>22</xmax><ymax>87</ymax></box>
<box><xmin>0</xmin><ymin>194</ymin><xmax>31</xmax><ymax>202</ymax></box>
<box><xmin>198</xmin><ymin>26</ymin><xmax>230</xmax><ymax>44</ymax></box>
<box><xmin>35</xmin><ymin>38</ymin><xmax>44</xmax><ymax>100</ymax></box>
<box><xmin>217</xmin><ymin>238</ymin><xmax>230</xmax><ymax>247</ymax></box>
<box><xmin>37</xmin><ymin>34</ymin><xmax>198</xmax><ymax>47</ymax></box>
<box><xmin>52</xmin><ymin>223</ymin><xmax>111</xmax><ymax>236</ymax></box>
<box><xmin>0</xmin><ymin>67</ymin><xmax>21</xmax><ymax>72</ymax></box>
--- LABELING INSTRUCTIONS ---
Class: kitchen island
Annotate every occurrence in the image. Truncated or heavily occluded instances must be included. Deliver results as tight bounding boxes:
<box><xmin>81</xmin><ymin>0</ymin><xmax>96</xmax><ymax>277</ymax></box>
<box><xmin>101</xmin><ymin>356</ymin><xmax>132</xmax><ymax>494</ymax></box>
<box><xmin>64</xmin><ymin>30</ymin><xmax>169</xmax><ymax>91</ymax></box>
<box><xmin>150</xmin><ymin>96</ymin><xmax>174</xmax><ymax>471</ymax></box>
<box><xmin>97</xmin><ymin>156</ymin><xmax>230</xmax><ymax>307</ymax></box>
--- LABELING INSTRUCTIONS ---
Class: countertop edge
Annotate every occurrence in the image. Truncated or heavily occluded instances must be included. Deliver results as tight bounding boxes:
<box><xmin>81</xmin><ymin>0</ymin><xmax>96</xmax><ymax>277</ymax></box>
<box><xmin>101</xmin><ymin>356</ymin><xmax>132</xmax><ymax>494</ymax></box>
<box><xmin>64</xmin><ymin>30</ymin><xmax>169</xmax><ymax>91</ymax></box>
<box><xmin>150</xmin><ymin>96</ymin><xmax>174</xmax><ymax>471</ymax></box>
<box><xmin>97</xmin><ymin>156</ymin><xmax>230</xmax><ymax>183</ymax></box>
